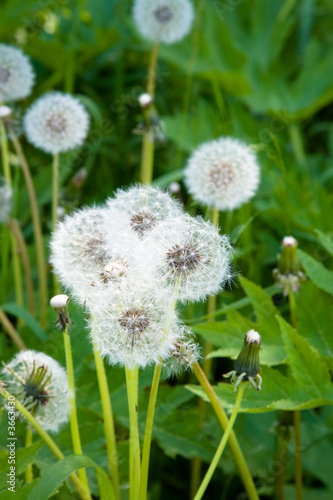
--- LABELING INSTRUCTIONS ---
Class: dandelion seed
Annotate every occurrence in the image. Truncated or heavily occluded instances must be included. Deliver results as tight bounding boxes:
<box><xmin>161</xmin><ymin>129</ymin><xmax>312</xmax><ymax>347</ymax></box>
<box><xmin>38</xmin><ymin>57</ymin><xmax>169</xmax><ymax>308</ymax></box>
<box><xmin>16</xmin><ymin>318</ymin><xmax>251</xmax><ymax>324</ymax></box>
<box><xmin>133</xmin><ymin>0</ymin><xmax>194</xmax><ymax>45</ymax></box>
<box><xmin>2</xmin><ymin>350</ymin><xmax>69</xmax><ymax>432</ymax></box>
<box><xmin>184</xmin><ymin>137</ymin><xmax>260</xmax><ymax>211</ymax></box>
<box><xmin>24</xmin><ymin>92</ymin><xmax>89</xmax><ymax>154</ymax></box>
<box><xmin>0</xmin><ymin>44</ymin><xmax>35</xmax><ymax>102</ymax></box>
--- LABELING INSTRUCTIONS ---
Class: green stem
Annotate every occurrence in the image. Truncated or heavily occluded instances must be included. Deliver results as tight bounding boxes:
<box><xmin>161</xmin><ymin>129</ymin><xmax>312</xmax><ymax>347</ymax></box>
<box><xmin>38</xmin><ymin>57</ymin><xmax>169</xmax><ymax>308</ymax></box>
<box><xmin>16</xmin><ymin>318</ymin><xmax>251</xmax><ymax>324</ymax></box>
<box><xmin>25</xmin><ymin>425</ymin><xmax>33</xmax><ymax>483</ymax></box>
<box><xmin>192</xmin><ymin>362</ymin><xmax>259</xmax><ymax>500</ymax></box>
<box><xmin>92</xmin><ymin>342</ymin><xmax>121</xmax><ymax>500</ymax></box>
<box><xmin>139</xmin><ymin>363</ymin><xmax>162</xmax><ymax>500</ymax></box>
<box><xmin>63</xmin><ymin>324</ymin><xmax>91</xmax><ymax>499</ymax></box>
<box><xmin>0</xmin><ymin>119</ymin><xmax>12</xmax><ymax>187</ymax></box>
<box><xmin>0</xmin><ymin>307</ymin><xmax>27</xmax><ymax>350</ymax></box>
<box><xmin>193</xmin><ymin>383</ymin><xmax>246</xmax><ymax>500</ymax></box>
<box><xmin>125</xmin><ymin>365</ymin><xmax>140</xmax><ymax>500</ymax></box>
<box><xmin>147</xmin><ymin>43</ymin><xmax>159</xmax><ymax>97</ymax></box>
<box><xmin>52</xmin><ymin>153</ymin><xmax>60</xmax><ymax>230</ymax></box>
<box><xmin>0</xmin><ymin>386</ymin><xmax>90</xmax><ymax>500</ymax></box>
<box><xmin>10</xmin><ymin>129</ymin><xmax>47</xmax><ymax>326</ymax></box>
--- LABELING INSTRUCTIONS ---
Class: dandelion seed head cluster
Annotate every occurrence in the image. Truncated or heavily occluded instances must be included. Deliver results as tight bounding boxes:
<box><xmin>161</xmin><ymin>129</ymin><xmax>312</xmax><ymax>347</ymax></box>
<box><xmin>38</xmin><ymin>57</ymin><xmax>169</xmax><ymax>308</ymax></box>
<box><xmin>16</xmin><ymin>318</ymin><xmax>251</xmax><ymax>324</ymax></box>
<box><xmin>133</xmin><ymin>0</ymin><xmax>194</xmax><ymax>45</ymax></box>
<box><xmin>2</xmin><ymin>350</ymin><xmax>69</xmax><ymax>432</ymax></box>
<box><xmin>184</xmin><ymin>137</ymin><xmax>260</xmax><ymax>211</ymax></box>
<box><xmin>0</xmin><ymin>178</ymin><xmax>12</xmax><ymax>222</ymax></box>
<box><xmin>0</xmin><ymin>44</ymin><xmax>35</xmax><ymax>102</ymax></box>
<box><xmin>51</xmin><ymin>185</ymin><xmax>232</xmax><ymax>369</ymax></box>
<box><xmin>24</xmin><ymin>92</ymin><xmax>89</xmax><ymax>154</ymax></box>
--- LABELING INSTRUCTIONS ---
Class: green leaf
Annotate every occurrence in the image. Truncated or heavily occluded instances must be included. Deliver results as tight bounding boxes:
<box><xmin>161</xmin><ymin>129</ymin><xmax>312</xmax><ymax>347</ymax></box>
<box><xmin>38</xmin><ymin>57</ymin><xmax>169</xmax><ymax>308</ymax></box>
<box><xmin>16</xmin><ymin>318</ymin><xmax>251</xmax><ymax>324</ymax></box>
<box><xmin>298</xmin><ymin>249</ymin><xmax>333</xmax><ymax>294</ymax></box>
<box><xmin>0</xmin><ymin>304</ymin><xmax>46</xmax><ymax>341</ymax></box>
<box><xmin>315</xmin><ymin>229</ymin><xmax>333</xmax><ymax>257</ymax></box>
<box><xmin>26</xmin><ymin>454</ymin><xmax>115</xmax><ymax>500</ymax></box>
<box><xmin>0</xmin><ymin>441</ymin><xmax>44</xmax><ymax>490</ymax></box>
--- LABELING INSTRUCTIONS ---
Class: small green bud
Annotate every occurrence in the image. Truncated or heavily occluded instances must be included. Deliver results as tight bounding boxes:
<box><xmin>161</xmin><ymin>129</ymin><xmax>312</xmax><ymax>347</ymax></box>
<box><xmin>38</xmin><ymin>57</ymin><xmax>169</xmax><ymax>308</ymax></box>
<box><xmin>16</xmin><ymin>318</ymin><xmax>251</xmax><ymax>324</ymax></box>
<box><xmin>50</xmin><ymin>294</ymin><xmax>71</xmax><ymax>331</ymax></box>
<box><xmin>273</xmin><ymin>236</ymin><xmax>306</xmax><ymax>295</ymax></box>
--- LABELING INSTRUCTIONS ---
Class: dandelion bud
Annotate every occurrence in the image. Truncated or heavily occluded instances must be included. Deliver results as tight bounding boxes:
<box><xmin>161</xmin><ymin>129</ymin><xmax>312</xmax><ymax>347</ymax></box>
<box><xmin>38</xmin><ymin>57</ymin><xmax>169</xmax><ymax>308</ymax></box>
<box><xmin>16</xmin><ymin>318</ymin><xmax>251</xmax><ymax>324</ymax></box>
<box><xmin>2</xmin><ymin>350</ymin><xmax>69</xmax><ymax>432</ymax></box>
<box><xmin>224</xmin><ymin>330</ymin><xmax>262</xmax><ymax>391</ymax></box>
<box><xmin>273</xmin><ymin>235</ymin><xmax>305</xmax><ymax>295</ymax></box>
<box><xmin>168</xmin><ymin>182</ymin><xmax>181</xmax><ymax>194</ymax></box>
<box><xmin>0</xmin><ymin>105</ymin><xmax>12</xmax><ymax>118</ymax></box>
<box><xmin>0</xmin><ymin>44</ymin><xmax>35</xmax><ymax>102</ymax></box>
<box><xmin>139</xmin><ymin>93</ymin><xmax>153</xmax><ymax>108</ymax></box>
<box><xmin>50</xmin><ymin>294</ymin><xmax>71</xmax><ymax>331</ymax></box>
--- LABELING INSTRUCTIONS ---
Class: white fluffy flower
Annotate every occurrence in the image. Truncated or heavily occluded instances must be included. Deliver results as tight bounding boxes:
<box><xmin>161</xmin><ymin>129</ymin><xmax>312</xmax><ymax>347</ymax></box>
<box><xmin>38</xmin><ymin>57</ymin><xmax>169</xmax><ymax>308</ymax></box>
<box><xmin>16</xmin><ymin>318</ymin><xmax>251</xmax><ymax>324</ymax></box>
<box><xmin>0</xmin><ymin>178</ymin><xmax>12</xmax><ymax>222</ymax></box>
<box><xmin>184</xmin><ymin>137</ymin><xmax>260</xmax><ymax>211</ymax></box>
<box><xmin>0</xmin><ymin>44</ymin><xmax>35</xmax><ymax>102</ymax></box>
<box><xmin>90</xmin><ymin>292</ymin><xmax>183</xmax><ymax>368</ymax></box>
<box><xmin>151</xmin><ymin>214</ymin><xmax>233</xmax><ymax>302</ymax></box>
<box><xmin>24</xmin><ymin>92</ymin><xmax>89</xmax><ymax>154</ymax></box>
<box><xmin>133</xmin><ymin>0</ymin><xmax>194</xmax><ymax>45</ymax></box>
<box><xmin>2</xmin><ymin>350</ymin><xmax>69</xmax><ymax>432</ymax></box>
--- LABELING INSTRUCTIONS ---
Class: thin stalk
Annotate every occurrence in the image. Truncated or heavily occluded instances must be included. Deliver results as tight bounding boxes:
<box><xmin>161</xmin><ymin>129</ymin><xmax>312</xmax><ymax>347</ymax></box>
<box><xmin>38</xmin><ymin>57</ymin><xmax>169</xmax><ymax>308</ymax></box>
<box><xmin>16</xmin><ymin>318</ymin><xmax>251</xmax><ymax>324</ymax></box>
<box><xmin>63</xmin><ymin>324</ymin><xmax>91</xmax><ymax>499</ymax></box>
<box><xmin>140</xmin><ymin>43</ymin><xmax>159</xmax><ymax>185</ymax></box>
<box><xmin>0</xmin><ymin>119</ymin><xmax>12</xmax><ymax>187</ymax></box>
<box><xmin>92</xmin><ymin>342</ymin><xmax>121</xmax><ymax>500</ymax></box>
<box><xmin>139</xmin><ymin>363</ymin><xmax>162</xmax><ymax>500</ymax></box>
<box><xmin>125</xmin><ymin>365</ymin><xmax>140</xmax><ymax>500</ymax></box>
<box><xmin>0</xmin><ymin>386</ymin><xmax>90</xmax><ymax>500</ymax></box>
<box><xmin>10</xmin><ymin>129</ymin><xmax>47</xmax><ymax>325</ymax></box>
<box><xmin>288</xmin><ymin>288</ymin><xmax>303</xmax><ymax>500</ymax></box>
<box><xmin>193</xmin><ymin>383</ymin><xmax>246</xmax><ymax>500</ymax></box>
<box><xmin>6</xmin><ymin>218</ymin><xmax>35</xmax><ymax>315</ymax></box>
<box><xmin>52</xmin><ymin>153</ymin><xmax>60</xmax><ymax>230</ymax></box>
<box><xmin>0</xmin><ymin>307</ymin><xmax>27</xmax><ymax>350</ymax></box>
<box><xmin>192</xmin><ymin>362</ymin><xmax>259</xmax><ymax>500</ymax></box>
<box><xmin>25</xmin><ymin>425</ymin><xmax>33</xmax><ymax>483</ymax></box>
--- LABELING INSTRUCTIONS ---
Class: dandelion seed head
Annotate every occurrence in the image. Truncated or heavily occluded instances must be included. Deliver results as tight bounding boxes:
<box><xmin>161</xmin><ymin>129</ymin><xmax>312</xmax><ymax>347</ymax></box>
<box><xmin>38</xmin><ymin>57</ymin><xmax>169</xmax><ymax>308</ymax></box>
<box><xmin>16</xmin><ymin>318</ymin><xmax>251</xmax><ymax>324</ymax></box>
<box><xmin>2</xmin><ymin>350</ymin><xmax>69</xmax><ymax>432</ymax></box>
<box><xmin>24</xmin><ymin>92</ymin><xmax>89</xmax><ymax>154</ymax></box>
<box><xmin>184</xmin><ymin>137</ymin><xmax>260</xmax><ymax>211</ymax></box>
<box><xmin>164</xmin><ymin>332</ymin><xmax>201</xmax><ymax>377</ymax></box>
<box><xmin>133</xmin><ymin>0</ymin><xmax>194</xmax><ymax>45</ymax></box>
<box><xmin>0</xmin><ymin>44</ymin><xmax>35</xmax><ymax>102</ymax></box>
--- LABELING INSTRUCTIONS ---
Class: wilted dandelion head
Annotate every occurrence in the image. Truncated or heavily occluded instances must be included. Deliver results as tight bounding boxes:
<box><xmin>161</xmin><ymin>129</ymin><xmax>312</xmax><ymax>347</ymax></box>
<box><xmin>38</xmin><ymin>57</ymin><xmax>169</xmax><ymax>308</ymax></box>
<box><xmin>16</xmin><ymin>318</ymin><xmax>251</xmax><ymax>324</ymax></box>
<box><xmin>133</xmin><ymin>0</ymin><xmax>194</xmax><ymax>45</ymax></box>
<box><xmin>156</xmin><ymin>215</ymin><xmax>233</xmax><ymax>302</ymax></box>
<box><xmin>164</xmin><ymin>331</ymin><xmax>201</xmax><ymax>377</ymax></box>
<box><xmin>90</xmin><ymin>292</ymin><xmax>182</xmax><ymax>368</ymax></box>
<box><xmin>0</xmin><ymin>44</ymin><xmax>35</xmax><ymax>102</ymax></box>
<box><xmin>0</xmin><ymin>178</ymin><xmax>12</xmax><ymax>223</ymax></box>
<box><xmin>103</xmin><ymin>185</ymin><xmax>184</xmax><ymax>245</ymax></box>
<box><xmin>24</xmin><ymin>92</ymin><xmax>89</xmax><ymax>154</ymax></box>
<box><xmin>2</xmin><ymin>350</ymin><xmax>69</xmax><ymax>432</ymax></box>
<box><xmin>184</xmin><ymin>137</ymin><xmax>260</xmax><ymax>211</ymax></box>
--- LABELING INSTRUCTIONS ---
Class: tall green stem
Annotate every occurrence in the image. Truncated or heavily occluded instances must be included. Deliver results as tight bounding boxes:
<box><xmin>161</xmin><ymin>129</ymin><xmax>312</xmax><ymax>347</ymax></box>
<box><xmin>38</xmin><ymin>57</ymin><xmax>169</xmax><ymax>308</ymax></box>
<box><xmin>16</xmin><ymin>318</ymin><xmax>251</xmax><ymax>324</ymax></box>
<box><xmin>92</xmin><ymin>342</ymin><xmax>121</xmax><ymax>500</ymax></box>
<box><xmin>192</xmin><ymin>362</ymin><xmax>259</xmax><ymax>500</ymax></box>
<box><xmin>52</xmin><ymin>153</ymin><xmax>60</xmax><ymax>230</ymax></box>
<box><xmin>139</xmin><ymin>363</ymin><xmax>162</xmax><ymax>500</ymax></box>
<box><xmin>25</xmin><ymin>425</ymin><xmax>33</xmax><ymax>483</ymax></box>
<box><xmin>10</xmin><ymin>129</ymin><xmax>47</xmax><ymax>325</ymax></box>
<box><xmin>63</xmin><ymin>324</ymin><xmax>91</xmax><ymax>499</ymax></box>
<box><xmin>125</xmin><ymin>365</ymin><xmax>141</xmax><ymax>500</ymax></box>
<box><xmin>0</xmin><ymin>386</ymin><xmax>90</xmax><ymax>500</ymax></box>
<box><xmin>193</xmin><ymin>383</ymin><xmax>246</xmax><ymax>500</ymax></box>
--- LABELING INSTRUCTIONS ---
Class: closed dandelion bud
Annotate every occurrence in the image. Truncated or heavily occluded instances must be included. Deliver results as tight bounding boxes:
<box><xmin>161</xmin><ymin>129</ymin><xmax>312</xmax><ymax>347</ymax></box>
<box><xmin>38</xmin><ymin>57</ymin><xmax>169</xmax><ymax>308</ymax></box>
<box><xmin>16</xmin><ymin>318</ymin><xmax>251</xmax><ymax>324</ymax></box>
<box><xmin>224</xmin><ymin>330</ymin><xmax>262</xmax><ymax>391</ymax></box>
<box><xmin>0</xmin><ymin>44</ymin><xmax>35</xmax><ymax>102</ymax></box>
<box><xmin>184</xmin><ymin>137</ymin><xmax>260</xmax><ymax>211</ymax></box>
<box><xmin>273</xmin><ymin>236</ymin><xmax>306</xmax><ymax>295</ymax></box>
<box><xmin>24</xmin><ymin>92</ymin><xmax>89</xmax><ymax>154</ymax></box>
<box><xmin>133</xmin><ymin>0</ymin><xmax>194</xmax><ymax>45</ymax></box>
<box><xmin>139</xmin><ymin>93</ymin><xmax>153</xmax><ymax>108</ymax></box>
<box><xmin>50</xmin><ymin>294</ymin><xmax>71</xmax><ymax>331</ymax></box>
<box><xmin>2</xmin><ymin>350</ymin><xmax>69</xmax><ymax>432</ymax></box>
<box><xmin>134</xmin><ymin>95</ymin><xmax>164</xmax><ymax>140</ymax></box>
<box><xmin>0</xmin><ymin>105</ymin><xmax>12</xmax><ymax>119</ymax></box>
<box><xmin>0</xmin><ymin>178</ymin><xmax>12</xmax><ymax>223</ymax></box>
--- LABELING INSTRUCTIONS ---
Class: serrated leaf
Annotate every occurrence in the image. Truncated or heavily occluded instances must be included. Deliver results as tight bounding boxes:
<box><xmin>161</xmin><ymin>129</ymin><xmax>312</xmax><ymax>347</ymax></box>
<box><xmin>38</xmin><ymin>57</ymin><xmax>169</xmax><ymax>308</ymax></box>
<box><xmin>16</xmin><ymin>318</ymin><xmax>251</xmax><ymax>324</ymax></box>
<box><xmin>315</xmin><ymin>229</ymin><xmax>333</xmax><ymax>256</ymax></box>
<box><xmin>298</xmin><ymin>249</ymin><xmax>333</xmax><ymax>294</ymax></box>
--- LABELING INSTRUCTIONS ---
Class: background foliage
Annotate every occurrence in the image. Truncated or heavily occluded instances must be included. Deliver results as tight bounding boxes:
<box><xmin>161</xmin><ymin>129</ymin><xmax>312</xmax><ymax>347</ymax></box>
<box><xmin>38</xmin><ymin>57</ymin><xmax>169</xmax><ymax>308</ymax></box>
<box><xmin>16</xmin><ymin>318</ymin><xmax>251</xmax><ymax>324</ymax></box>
<box><xmin>1</xmin><ymin>0</ymin><xmax>333</xmax><ymax>498</ymax></box>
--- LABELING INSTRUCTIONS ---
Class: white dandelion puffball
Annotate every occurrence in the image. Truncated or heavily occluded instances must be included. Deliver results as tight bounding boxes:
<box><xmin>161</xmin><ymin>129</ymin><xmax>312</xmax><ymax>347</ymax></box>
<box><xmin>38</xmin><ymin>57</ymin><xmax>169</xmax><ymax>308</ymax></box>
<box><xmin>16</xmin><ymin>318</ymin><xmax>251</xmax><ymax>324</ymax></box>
<box><xmin>184</xmin><ymin>137</ymin><xmax>260</xmax><ymax>211</ymax></box>
<box><xmin>154</xmin><ymin>214</ymin><xmax>233</xmax><ymax>302</ymax></box>
<box><xmin>2</xmin><ymin>350</ymin><xmax>69</xmax><ymax>432</ymax></box>
<box><xmin>90</xmin><ymin>292</ymin><xmax>184</xmax><ymax>368</ymax></box>
<box><xmin>0</xmin><ymin>178</ymin><xmax>12</xmax><ymax>222</ymax></box>
<box><xmin>133</xmin><ymin>0</ymin><xmax>194</xmax><ymax>45</ymax></box>
<box><xmin>103</xmin><ymin>184</ymin><xmax>185</xmax><ymax>247</ymax></box>
<box><xmin>0</xmin><ymin>44</ymin><xmax>35</xmax><ymax>102</ymax></box>
<box><xmin>24</xmin><ymin>92</ymin><xmax>89</xmax><ymax>154</ymax></box>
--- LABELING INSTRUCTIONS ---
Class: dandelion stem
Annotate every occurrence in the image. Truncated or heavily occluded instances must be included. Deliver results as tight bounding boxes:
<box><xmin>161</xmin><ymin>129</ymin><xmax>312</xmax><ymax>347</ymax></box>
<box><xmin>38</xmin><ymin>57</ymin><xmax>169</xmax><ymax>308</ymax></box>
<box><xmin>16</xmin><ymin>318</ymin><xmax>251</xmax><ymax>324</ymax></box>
<box><xmin>25</xmin><ymin>425</ymin><xmax>33</xmax><ymax>483</ymax></box>
<box><xmin>193</xmin><ymin>382</ymin><xmax>247</xmax><ymax>500</ymax></box>
<box><xmin>192</xmin><ymin>362</ymin><xmax>259</xmax><ymax>500</ymax></box>
<box><xmin>63</xmin><ymin>323</ymin><xmax>92</xmax><ymax>499</ymax></box>
<box><xmin>52</xmin><ymin>153</ymin><xmax>60</xmax><ymax>230</ymax></box>
<box><xmin>0</xmin><ymin>385</ymin><xmax>91</xmax><ymax>500</ymax></box>
<box><xmin>125</xmin><ymin>364</ymin><xmax>141</xmax><ymax>500</ymax></box>
<box><xmin>139</xmin><ymin>363</ymin><xmax>162</xmax><ymax>500</ymax></box>
<box><xmin>92</xmin><ymin>342</ymin><xmax>121</xmax><ymax>500</ymax></box>
<box><xmin>10</xmin><ymin>128</ymin><xmax>47</xmax><ymax>326</ymax></box>
<box><xmin>0</xmin><ymin>307</ymin><xmax>27</xmax><ymax>350</ymax></box>
<box><xmin>140</xmin><ymin>43</ymin><xmax>159</xmax><ymax>185</ymax></box>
